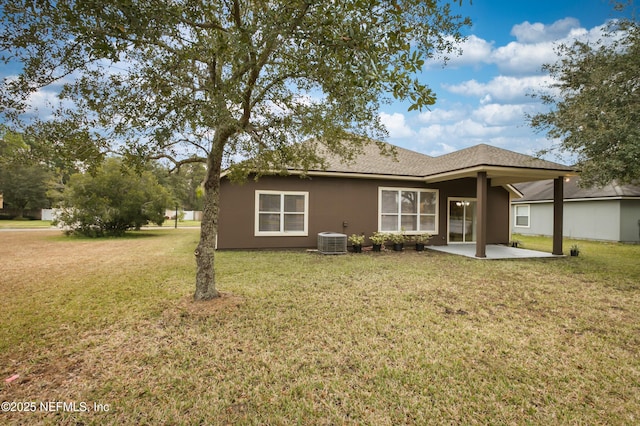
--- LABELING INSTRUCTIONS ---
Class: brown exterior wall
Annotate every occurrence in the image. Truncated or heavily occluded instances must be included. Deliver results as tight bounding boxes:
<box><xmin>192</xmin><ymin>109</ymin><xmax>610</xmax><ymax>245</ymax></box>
<box><xmin>218</xmin><ymin>174</ymin><xmax>511</xmax><ymax>249</ymax></box>
<box><xmin>487</xmin><ymin>181</ymin><xmax>511</xmax><ymax>244</ymax></box>
<box><xmin>429</xmin><ymin>177</ymin><xmax>510</xmax><ymax>246</ymax></box>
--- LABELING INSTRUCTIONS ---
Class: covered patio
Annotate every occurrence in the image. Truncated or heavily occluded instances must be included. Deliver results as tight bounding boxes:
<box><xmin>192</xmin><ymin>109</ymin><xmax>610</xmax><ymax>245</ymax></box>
<box><xmin>424</xmin><ymin>144</ymin><xmax>576</xmax><ymax>258</ymax></box>
<box><xmin>427</xmin><ymin>243</ymin><xmax>563</xmax><ymax>259</ymax></box>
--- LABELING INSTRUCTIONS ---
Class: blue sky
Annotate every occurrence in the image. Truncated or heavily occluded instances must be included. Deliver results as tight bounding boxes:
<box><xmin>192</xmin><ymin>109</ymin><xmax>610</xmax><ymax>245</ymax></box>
<box><xmin>379</xmin><ymin>0</ymin><xmax>631</xmax><ymax>162</ymax></box>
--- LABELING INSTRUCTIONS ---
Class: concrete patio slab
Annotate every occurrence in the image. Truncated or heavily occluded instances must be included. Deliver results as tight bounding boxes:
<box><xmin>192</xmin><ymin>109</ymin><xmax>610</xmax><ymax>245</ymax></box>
<box><xmin>427</xmin><ymin>244</ymin><xmax>563</xmax><ymax>259</ymax></box>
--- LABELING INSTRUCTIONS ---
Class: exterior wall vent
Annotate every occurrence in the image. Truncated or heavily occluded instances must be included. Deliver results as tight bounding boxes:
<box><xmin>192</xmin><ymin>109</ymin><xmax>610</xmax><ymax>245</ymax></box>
<box><xmin>317</xmin><ymin>232</ymin><xmax>347</xmax><ymax>255</ymax></box>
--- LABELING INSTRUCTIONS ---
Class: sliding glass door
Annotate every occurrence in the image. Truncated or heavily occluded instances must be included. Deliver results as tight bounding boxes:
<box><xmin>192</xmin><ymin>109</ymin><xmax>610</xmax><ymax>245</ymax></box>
<box><xmin>448</xmin><ymin>199</ymin><xmax>477</xmax><ymax>243</ymax></box>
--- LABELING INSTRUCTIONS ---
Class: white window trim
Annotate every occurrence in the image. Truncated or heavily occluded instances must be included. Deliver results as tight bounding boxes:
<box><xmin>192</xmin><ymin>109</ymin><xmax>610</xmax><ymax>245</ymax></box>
<box><xmin>378</xmin><ymin>187</ymin><xmax>439</xmax><ymax>234</ymax></box>
<box><xmin>255</xmin><ymin>190</ymin><xmax>309</xmax><ymax>236</ymax></box>
<box><xmin>514</xmin><ymin>204</ymin><xmax>530</xmax><ymax>228</ymax></box>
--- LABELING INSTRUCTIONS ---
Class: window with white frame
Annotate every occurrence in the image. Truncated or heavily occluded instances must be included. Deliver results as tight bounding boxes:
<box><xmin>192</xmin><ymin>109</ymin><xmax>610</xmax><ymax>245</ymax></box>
<box><xmin>255</xmin><ymin>191</ymin><xmax>309</xmax><ymax>236</ymax></box>
<box><xmin>514</xmin><ymin>204</ymin><xmax>530</xmax><ymax>227</ymax></box>
<box><xmin>379</xmin><ymin>187</ymin><xmax>438</xmax><ymax>233</ymax></box>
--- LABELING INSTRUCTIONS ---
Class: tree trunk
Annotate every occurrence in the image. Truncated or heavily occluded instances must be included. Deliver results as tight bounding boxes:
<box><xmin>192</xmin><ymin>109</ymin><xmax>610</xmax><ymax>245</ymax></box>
<box><xmin>15</xmin><ymin>205</ymin><xmax>26</xmax><ymax>220</ymax></box>
<box><xmin>194</xmin><ymin>183</ymin><xmax>219</xmax><ymax>300</ymax></box>
<box><xmin>193</xmin><ymin>135</ymin><xmax>228</xmax><ymax>301</ymax></box>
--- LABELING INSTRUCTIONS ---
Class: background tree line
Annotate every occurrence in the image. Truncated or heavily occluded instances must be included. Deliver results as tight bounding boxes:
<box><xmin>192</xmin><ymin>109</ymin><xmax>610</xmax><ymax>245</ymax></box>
<box><xmin>0</xmin><ymin>126</ymin><xmax>206</xmax><ymax>230</ymax></box>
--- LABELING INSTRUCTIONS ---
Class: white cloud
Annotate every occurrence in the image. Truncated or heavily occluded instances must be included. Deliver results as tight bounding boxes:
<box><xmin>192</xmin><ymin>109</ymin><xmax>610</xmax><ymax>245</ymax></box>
<box><xmin>417</xmin><ymin>119</ymin><xmax>504</xmax><ymax>143</ymax></box>
<box><xmin>491</xmin><ymin>41</ymin><xmax>559</xmax><ymax>74</ymax></box>
<box><xmin>380</xmin><ymin>100</ymin><xmax>569</xmax><ymax>161</ymax></box>
<box><xmin>417</xmin><ymin>124</ymin><xmax>446</xmax><ymax>142</ymax></box>
<box><xmin>493</xmin><ymin>21</ymin><xmax>613</xmax><ymax>74</ymax></box>
<box><xmin>379</xmin><ymin>112</ymin><xmax>415</xmax><ymax>138</ymax></box>
<box><xmin>455</xmin><ymin>119</ymin><xmax>506</xmax><ymax>138</ymax></box>
<box><xmin>431</xmin><ymin>19</ymin><xmax>612</xmax><ymax>75</ymax></box>
<box><xmin>414</xmin><ymin>119</ymin><xmax>545</xmax><ymax>156</ymax></box>
<box><xmin>3</xmin><ymin>70</ymin><xmax>84</xmax><ymax>120</ymax></box>
<box><xmin>417</xmin><ymin>107</ymin><xmax>467</xmax><ymax>124</ymax></box>
<box><xmin>425</xmin><ymin>142</ymin><xmax>457</xmax><ymax>157</ymax></box>
<box><xmin>444</xmin><ymin>75</ymin><xmax>553</xmax><ymax>102</ymax></box>
<box><xmin>21</xmin><ymin>88</ymin><xmax>73</xmax><ymax>120</ymax></box>
<box><xmin>441</xmin><ymin>35</ymin><xmax>494</xmax><ymax>68</ymax></box>
<box><xmin>511</xmin><ymin>18</ymin><xmax>581</xmax><ymax>43</ymax></box>
<box><xmin>471</xmin><ymin>103</ymin><xmax>532</xmax><ymax>126</ymax></box>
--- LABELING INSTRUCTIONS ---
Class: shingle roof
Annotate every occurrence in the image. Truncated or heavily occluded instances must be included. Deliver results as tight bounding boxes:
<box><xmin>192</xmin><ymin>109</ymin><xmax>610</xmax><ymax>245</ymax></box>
<box><xmin>423</xmin><ymin>144</ymin><xmax>574</xmax><ymax>176</ymax></box>
<box><xmin>514</xmin><ymin>176</ymin><xmax>640</xmax><ymax>201</ymax></box>
<box><xmin>310</xmin><ymin>141</ymin><xmax>435</xmax><ymax>177</ymax></box>
<box><xmin>309</xmin><ymin>141</ymin><xmax>573</xmax><ymax>177</ymax></box>
<box><xmin>225</xmin><ymin>138</ymin><xmax>576</xmax><ymax>184</ymax></box>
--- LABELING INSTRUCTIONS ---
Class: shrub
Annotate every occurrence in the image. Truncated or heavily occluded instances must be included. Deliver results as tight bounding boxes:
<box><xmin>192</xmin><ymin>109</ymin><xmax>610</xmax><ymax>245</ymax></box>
<box><xmin>54</xmin><ymin>158</ymin><xmax>172</xmax><ymax>237</ymax></box>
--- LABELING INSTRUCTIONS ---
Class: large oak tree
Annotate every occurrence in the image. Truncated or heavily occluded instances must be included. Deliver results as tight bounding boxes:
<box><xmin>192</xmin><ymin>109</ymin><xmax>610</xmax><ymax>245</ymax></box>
<box><xmin>529</xmin><ymin>14</ymin><xmax>639</xmax><ymax>187</ymax></box>
<box><xmin>1</xmin><ymin>0</ymin><xmax>470</xmax><ymax>300</ymax></box>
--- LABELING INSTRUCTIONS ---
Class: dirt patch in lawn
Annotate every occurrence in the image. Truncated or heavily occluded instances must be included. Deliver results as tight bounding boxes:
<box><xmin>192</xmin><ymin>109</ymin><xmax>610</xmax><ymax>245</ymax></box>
<box><xmin>170</xmin><ymin>293</ymin><xmax>245</xmax><ymax>318</ymax></box>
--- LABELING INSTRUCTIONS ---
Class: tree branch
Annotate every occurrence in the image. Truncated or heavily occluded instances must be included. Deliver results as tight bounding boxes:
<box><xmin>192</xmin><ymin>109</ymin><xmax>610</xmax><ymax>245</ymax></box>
<box><xmin>149</xmin><ymin>153</ymin><xmax>207</xmax><ymax>173</ymax></box>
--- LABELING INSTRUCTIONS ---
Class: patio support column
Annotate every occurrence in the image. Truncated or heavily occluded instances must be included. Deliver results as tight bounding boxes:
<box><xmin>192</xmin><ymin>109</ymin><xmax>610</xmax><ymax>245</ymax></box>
<box><xmin>476</xmin><ymin>171</ymin><xmax>487</xmax><ymax>258</ymax></box>
<box><xmin>553</xmin><ymin>177</ymin><xmax>564</xmax><ymax>255</ymax></box>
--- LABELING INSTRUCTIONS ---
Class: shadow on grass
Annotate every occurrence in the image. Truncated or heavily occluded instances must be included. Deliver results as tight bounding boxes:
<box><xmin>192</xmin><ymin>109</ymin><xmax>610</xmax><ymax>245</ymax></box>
<box><xmin>48</xmin><ymin>228</ymin><xmax>182</xmax><ymax>242</ymax></box>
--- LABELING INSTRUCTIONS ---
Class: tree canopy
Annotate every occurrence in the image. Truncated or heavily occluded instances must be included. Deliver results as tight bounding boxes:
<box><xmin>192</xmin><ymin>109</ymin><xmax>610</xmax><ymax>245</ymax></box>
<box><xmin>529</xmin><ymin>15</ymin><xmax>640</xmax><ymax>187</ymax></box>
<box><xmin>1</xmin><ymin>0</ymin><xmax>471</xmax><ymax>299</ymax></box>
<box><xmin>0</xmin><ymin>126</ymin><xmax>52</xmax><ymax>218</ymax></box>
<box><xmin>152</xmin><ymin>162</ymin><xmax>206</xmax><ymax>211</ymax></box>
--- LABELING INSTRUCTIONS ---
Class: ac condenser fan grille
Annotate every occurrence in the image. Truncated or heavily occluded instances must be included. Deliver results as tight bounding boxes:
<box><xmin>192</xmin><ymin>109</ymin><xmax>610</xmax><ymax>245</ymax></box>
<box><xmin>317</xmin><ymin>232</ymin><xmax>347</xmax><ymax>254</ymax></box>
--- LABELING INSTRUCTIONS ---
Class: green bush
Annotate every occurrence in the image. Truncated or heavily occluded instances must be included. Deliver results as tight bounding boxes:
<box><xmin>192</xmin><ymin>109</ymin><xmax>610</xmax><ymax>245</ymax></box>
<box><xmin>54</xmin><ymin>158</ymin><xmax>172</xmax><ymax>237</ymax></box>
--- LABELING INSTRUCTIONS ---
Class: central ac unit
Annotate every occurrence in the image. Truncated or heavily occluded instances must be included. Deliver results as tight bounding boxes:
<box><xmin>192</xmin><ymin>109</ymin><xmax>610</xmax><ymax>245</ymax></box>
<box><xmin>317</xmin><ymin>232</ymin><xmax>347</xmax><ymax>255</ymax></box>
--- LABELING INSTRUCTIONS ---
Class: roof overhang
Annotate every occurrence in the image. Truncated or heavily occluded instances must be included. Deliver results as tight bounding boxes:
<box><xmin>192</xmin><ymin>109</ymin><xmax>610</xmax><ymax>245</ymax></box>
<box><xmin>513</xmin><ymin>195</ymin><xmax>640</xmax><ymax>204</ymax></box>
<box><xmin>223</xmin><ymin>165</ymin><xmax>577</xmax><ymax>186</ymax></box>
<box><xmin>423</xmin><ymin>165</ymin><xmax>577</xmax><ymax>186</ymax></box>
<box><xmin>221</xmin><ymin>168</ymin><xmax>428</xmax><ymax>182</ymax></box>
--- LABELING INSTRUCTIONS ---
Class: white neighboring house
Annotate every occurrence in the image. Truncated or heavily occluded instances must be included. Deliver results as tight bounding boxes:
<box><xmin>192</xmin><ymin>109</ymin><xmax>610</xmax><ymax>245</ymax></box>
<box><xmin>512</xmin><ymin>177</ymin><xmax>640</xmax><ymax>243</ymax></box>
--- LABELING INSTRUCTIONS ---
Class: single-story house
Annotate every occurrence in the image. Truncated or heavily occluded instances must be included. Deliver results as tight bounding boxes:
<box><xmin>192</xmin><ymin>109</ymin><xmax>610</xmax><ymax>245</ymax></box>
<box><xmin>512</xmin><ymin>177</ymin><xmax>640</xmax><ymax>243</ymax></box>
<box><xmin>218</xmin><ymin>141</ymin><xmax>575</xmax><ymax>257</ymax></box>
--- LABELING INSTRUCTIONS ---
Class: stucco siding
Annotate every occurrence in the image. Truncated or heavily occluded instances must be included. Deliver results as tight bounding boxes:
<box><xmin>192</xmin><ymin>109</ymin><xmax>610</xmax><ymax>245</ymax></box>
<box><xmin>514</xmin><ymin>203</ymin><xmax>553</xmax><ymax>236</ymax></box>
<box><xmin>219</xmin><ymin>175</ymin><xmax>511</xmax><ymax>249</ymax></box>
<box><xmin>512</xmin><ymin>200</ymin><xmax>629</xmax><ymax>241</ymax></box>
<box><xmin>564</xmin><ymin>201</ymin><xmax>620</xmax><ymax>240</ymax></box>
<box><xmin>219</xmin><ymin>175</ymin><xmax>412</xmax><ymax>249</ymax></box>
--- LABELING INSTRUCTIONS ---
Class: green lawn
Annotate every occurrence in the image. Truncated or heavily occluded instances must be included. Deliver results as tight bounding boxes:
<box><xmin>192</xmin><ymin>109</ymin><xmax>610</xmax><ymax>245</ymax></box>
<box><xmin>153</xmin><ymin>219</ymin><xmax>201</xmax><ymax>228</ymax></box>
<box><xmin>0</xmin><ymin>220</ymin><xmax>53</xmax><ymax>229</ymax></box>
<box><xmin>1</xmin><ymin>230</ymin><xmax>638</xmax><ymax>425</ymax></box>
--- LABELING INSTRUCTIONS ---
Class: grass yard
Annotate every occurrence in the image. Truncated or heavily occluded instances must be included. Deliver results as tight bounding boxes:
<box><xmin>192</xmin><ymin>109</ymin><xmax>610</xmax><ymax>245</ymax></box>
<box><xmin>0</xmin><ymin>220</ymin><xmax>53</xmax><ymax>229</ymax></box>
<box><xmin>1</xmin><ymin>230</ymin><xmax>639</xmax><ymax>425</ymax></box>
